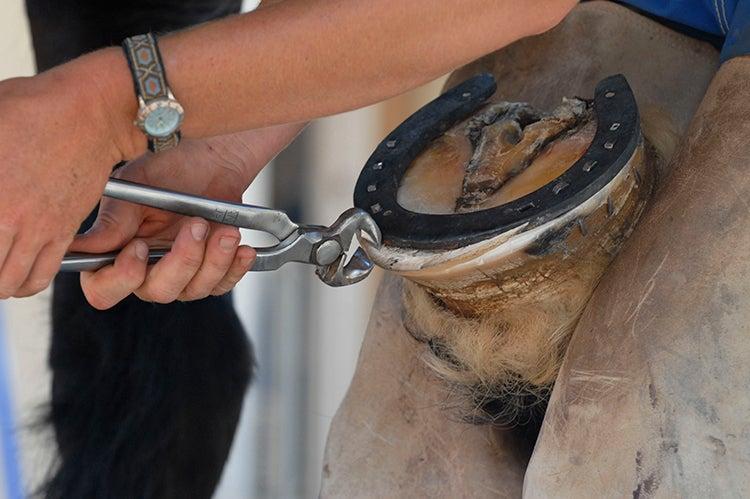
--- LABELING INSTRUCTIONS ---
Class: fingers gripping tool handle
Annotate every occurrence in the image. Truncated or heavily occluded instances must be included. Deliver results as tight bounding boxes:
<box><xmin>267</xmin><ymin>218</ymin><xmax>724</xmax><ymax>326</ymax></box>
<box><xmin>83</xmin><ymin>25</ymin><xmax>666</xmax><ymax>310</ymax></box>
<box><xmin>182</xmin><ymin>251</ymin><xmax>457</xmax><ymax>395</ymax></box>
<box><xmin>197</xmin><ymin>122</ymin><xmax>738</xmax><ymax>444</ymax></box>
<box><xmin>60</xmin><ymin>179</ymin><xmax>382</xmax><ymax>287</ymax></box>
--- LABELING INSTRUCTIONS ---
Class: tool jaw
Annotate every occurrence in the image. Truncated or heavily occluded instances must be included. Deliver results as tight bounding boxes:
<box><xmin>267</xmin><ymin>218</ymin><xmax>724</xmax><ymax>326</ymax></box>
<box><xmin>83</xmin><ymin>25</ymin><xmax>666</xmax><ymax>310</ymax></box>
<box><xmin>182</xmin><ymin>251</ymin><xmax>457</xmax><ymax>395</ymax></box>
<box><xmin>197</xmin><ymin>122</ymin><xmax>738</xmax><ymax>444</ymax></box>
<box><xmin>314</xmin><ymin>208</ymin><xmax>382</xmax><ymax>287</ymax></box>
<box><xmin>252</xmin><ymin>207</ymin><xmax>381</xmax><ymax>286</ymax></box>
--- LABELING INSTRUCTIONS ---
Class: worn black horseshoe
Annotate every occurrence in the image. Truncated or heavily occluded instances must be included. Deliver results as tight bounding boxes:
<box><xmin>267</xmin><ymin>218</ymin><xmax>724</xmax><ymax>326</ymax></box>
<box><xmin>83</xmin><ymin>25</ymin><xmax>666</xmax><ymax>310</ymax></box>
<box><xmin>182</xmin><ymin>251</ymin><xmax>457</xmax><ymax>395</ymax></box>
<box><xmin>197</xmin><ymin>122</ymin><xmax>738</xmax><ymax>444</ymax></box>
<box><xmin>353</xmin><ymin>73</ymin><xmax>640</xmax><ymax>250</ymax></box>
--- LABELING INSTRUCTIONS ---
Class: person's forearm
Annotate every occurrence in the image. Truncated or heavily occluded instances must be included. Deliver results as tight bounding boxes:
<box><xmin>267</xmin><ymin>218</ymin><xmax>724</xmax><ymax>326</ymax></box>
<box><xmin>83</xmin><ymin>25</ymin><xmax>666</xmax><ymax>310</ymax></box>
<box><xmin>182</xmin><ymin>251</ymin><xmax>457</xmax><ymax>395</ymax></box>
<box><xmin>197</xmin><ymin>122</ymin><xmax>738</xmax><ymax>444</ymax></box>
<box><xmin>230</xmin><ymin>121</ymin><xmax>308</xmax><ymax>182</ymax></box>
<box><xmin>86</xmin><ymin>0</ymin><xmax>577</xmax><ymax>158</ymax></box>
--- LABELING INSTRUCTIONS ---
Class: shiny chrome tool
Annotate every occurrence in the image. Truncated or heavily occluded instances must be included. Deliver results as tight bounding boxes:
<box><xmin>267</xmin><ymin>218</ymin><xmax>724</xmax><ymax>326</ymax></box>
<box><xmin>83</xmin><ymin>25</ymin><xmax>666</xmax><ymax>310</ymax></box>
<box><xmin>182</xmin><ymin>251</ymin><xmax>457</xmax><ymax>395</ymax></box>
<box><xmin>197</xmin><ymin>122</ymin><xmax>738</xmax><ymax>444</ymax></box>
<box><xmin>61</xmin><ymin>179</ymin><xmax>382</xmax><ymax>287</ymax></box>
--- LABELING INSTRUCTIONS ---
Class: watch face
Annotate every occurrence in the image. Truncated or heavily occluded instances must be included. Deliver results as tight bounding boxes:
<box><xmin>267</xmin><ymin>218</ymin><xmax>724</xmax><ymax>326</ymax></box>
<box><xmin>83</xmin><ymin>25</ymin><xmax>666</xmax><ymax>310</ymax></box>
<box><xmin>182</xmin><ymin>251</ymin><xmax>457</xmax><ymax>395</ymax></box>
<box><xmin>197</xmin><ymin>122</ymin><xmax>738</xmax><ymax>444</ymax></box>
<box><xmin>143</xmin><ymin>101</ymin><xmax>183</xmax><ymax>138</ymax></box>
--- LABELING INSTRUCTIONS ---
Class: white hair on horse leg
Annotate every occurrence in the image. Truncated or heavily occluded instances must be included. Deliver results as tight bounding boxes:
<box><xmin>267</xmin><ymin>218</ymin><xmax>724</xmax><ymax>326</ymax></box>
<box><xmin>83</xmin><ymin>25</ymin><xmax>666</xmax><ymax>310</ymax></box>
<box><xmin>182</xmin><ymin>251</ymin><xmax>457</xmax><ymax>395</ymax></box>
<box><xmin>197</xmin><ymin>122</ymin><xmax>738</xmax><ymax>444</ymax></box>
<box><xmin>402</xmin><ymin>272</ymin><xmax>588</xmax><ymax>426</ymax></box>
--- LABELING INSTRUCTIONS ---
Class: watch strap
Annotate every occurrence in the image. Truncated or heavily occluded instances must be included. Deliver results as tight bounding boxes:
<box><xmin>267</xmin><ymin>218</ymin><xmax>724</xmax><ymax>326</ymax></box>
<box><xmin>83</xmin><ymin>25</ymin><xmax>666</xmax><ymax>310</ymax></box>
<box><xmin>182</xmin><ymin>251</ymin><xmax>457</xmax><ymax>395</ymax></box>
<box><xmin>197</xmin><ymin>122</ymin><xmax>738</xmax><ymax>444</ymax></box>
<box><xmin>122</xmin><ymin>33</ymin><xmax>181</xmax><ymax>153</ymax></box>
<box><xmin>150</xmin><ymin>134</ymin><xmax>180</xmax><ymax>152</ymax></box>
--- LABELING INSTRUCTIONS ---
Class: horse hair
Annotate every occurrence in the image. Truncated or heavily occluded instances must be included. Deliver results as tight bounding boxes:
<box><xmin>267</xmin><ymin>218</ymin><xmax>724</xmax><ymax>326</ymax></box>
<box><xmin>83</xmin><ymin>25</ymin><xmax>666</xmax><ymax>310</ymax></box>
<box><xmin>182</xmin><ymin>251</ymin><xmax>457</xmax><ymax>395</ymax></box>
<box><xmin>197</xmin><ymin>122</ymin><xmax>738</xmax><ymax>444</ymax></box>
<box><xmin>43</xmin><ymin>274</ymin><xmax>253</xmax><ymax>499</ymax></box>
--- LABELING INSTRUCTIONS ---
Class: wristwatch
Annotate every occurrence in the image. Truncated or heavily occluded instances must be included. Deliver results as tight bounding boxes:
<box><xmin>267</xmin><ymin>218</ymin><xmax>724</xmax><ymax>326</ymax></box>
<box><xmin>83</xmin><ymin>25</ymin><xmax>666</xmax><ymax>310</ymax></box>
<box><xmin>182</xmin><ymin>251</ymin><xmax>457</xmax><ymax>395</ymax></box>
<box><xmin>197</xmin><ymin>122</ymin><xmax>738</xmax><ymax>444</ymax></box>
<box><xmin>122</xmin><ymin>33</ymin><xmax>184</xmax><ymax>153</ymax></box>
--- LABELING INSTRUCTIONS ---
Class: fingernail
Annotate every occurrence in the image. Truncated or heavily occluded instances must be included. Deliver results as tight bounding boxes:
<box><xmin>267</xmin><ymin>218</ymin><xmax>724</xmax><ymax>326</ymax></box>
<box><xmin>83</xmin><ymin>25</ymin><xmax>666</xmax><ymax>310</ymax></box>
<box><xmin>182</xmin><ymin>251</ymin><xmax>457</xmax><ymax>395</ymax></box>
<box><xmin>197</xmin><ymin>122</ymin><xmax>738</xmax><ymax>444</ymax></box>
<box><xmin>191</xmin><ymin>222</ymin><xmax>208</xmax><ymax>241</ymax></box>
<box><xmin>134</xmin><ymin>240</ymin><xmax>149</xmax><ymax>261</ymax></box>
<box><xmin>219</xmin><ymin>236</ymin><xmax>239</xmax><ymax>252</ymax></box>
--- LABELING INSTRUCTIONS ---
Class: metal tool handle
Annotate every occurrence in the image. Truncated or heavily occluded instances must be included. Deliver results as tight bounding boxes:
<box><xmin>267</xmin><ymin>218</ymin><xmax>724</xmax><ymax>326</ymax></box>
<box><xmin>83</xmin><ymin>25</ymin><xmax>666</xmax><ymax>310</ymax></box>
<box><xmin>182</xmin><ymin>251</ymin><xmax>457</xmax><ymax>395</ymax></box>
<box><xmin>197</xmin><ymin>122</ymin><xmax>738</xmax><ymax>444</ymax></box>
<box><xmin>60</xmin><ymin>250</ymin><xmax>169</xmax><ymax>272</ymax></box>
<box><xmin>59</xmin><ymin>241</ymin><xmax>317</xmax><ymax>273</ymax></box>
<box><xmin>105</xmin><ymin>179</ymin><xmax>299</xmax><ymax>240</ymax></box>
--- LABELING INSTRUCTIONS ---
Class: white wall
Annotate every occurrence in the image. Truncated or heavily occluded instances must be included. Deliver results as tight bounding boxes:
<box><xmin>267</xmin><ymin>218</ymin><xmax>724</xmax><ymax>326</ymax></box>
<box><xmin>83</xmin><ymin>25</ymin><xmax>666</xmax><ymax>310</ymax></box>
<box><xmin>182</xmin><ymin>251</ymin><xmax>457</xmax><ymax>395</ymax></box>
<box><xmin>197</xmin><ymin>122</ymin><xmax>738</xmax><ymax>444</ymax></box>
<box><xmin>0</xmin><ymin>0</ymin><xmax>34</xmax><ymax>79</ymax></box>
<box><xmin>217</xmin><ymin>108</ymin><xmax>384</xmax><ymax>498</ymax></box>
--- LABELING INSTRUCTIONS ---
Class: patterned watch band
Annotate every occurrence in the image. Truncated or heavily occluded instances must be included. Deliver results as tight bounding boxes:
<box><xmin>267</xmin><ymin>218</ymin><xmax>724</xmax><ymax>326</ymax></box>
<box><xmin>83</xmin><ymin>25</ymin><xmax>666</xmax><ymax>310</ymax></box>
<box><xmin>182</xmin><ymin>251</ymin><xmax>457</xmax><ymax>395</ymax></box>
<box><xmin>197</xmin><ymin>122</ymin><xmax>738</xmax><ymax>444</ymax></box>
<box><xmin>122</xmin><ymin>33</ymin><xmax>182</xmax><ymax>153</ymax></box>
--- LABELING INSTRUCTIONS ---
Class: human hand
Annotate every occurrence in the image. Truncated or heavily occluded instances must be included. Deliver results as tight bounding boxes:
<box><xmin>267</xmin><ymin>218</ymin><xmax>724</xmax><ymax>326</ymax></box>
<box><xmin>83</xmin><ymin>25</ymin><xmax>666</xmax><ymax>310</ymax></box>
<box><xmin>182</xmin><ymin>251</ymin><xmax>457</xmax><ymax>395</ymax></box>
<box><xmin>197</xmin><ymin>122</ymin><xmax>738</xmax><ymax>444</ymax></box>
<box><xmin>0</xmin><ymin>50</ymin><xmax>144</xmax><ymax>299</ymax></box>
<box><xmin>69</xmin><ymin>124</ymin><xmax>304</xmax><ymax>309</ymax></box>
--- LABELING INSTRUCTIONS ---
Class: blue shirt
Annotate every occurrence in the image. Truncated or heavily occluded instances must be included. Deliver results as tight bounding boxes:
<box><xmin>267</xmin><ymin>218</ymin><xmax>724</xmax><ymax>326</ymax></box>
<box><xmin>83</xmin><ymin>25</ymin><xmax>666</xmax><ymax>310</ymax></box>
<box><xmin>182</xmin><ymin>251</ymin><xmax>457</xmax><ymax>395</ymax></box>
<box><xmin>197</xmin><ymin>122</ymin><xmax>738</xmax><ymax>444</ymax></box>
<box><xmin>620</xmin><ymin>0</ymin><xmax>750</xmax><ymax>60</ymax></box>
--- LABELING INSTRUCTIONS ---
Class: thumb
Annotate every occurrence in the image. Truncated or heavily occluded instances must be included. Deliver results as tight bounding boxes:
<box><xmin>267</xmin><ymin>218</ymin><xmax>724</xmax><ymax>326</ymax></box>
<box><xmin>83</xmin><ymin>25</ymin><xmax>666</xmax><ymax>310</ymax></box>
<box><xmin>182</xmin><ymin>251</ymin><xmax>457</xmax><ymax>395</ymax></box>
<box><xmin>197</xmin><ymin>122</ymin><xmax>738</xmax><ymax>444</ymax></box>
<box><xmin>69</xmin><ymin>201</ymin><xmax>143</xmax><ymax>253</ymax></box>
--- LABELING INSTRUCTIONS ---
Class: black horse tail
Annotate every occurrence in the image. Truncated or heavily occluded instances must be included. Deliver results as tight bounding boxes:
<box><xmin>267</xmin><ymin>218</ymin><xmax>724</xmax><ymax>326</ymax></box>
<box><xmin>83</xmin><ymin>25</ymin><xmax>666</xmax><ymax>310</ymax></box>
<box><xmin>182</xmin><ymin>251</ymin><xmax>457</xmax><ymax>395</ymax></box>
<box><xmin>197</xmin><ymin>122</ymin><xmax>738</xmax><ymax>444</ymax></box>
<box><xmin>44</xmin><ymin>274</ymin><xmax>252</xmax><ymax>499</ymax></box>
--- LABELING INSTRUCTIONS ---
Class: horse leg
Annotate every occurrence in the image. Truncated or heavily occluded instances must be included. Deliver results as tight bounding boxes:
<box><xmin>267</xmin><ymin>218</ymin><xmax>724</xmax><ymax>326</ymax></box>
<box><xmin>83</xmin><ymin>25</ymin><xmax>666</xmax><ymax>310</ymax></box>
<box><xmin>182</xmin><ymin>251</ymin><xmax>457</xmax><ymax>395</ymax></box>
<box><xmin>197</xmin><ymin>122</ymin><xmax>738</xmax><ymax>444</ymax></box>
<box><xmin>525</xmin><ymin>54</ymin><xmax>750</xmax><ymax>498</ymax></box>
<box><xmin>321</xmin><ymin>275</ymin><xmax>529</xmax><ymax>498</ymax></box>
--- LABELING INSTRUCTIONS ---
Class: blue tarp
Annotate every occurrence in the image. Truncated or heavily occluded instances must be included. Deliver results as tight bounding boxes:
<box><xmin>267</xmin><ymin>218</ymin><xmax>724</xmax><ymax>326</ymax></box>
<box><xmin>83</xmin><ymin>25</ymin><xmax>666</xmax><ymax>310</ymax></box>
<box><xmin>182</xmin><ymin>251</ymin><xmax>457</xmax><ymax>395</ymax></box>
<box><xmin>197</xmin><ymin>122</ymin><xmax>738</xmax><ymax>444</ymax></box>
<box><xmin>0</xmin><ymin>304</ymin><xmax>23</xmax><ymax>499</ymax></box>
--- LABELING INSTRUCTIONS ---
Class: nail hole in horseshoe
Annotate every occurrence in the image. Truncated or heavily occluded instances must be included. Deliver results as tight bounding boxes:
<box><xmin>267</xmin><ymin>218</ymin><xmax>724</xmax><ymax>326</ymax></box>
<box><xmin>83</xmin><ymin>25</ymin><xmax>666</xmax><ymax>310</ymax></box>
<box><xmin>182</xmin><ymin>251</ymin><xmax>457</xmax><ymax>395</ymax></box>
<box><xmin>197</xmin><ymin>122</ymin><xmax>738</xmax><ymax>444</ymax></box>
<box><xmin>517</xmin><ymin>202</ymin><xmax>535</xmax><ymax>213</ymax></box>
